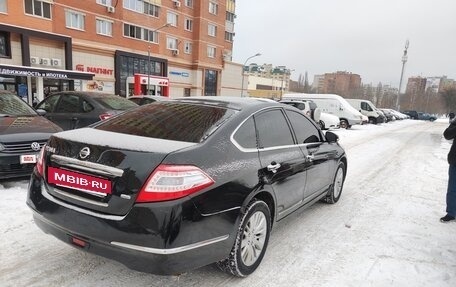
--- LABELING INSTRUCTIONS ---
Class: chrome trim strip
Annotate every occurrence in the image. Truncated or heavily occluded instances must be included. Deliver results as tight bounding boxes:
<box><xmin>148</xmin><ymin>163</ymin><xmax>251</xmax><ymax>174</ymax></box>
<box><xmin>111</xmin><ymin>235</ymin><xmax>229</xmax><ymax>255</ymax></box>
<box><xmin>41</xmin><ymin>183</ymin><xmax>126</xmax><ymax>221</ymax></box>
<box><xmin>52</xmin><ymin>186</ymin><xmax>109</xmax><ymax>207</ymax></box>
<box><xmin>51</xmin><ymin>155</ymin><xmax>124</xmax><ymax>177</ymax></box>
<box><xmin>200</xmin><ymin>206</ymin><xmax>241</xmax><ymax>217</ymax></box>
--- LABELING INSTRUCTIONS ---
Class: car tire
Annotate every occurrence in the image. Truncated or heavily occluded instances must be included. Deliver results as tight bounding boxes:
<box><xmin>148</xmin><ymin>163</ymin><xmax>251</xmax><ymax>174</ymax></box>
<box><xmin>324</xmin><ymin>162</ymin><xmax>346</xmax><ymax>204</ymax></box>
<box><xmin>340</xmin><ymin>119</ymin><xmax>349</xmax><ymax>129</ymax></box>
<box><xmin>319</xmin><ymin>120</ymin><xmax>326</xmax><ymax>130</ymax></box>
<box><xmin>216</xmin><ymin>199</ymin><xmax>271</xmax><ymax>277</ymax></box>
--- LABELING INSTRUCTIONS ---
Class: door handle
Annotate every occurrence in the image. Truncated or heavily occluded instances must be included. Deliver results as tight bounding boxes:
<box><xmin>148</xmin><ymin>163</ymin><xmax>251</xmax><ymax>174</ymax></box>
<box><xmin>306</xmin><ymin>154</ymin><xmax>315</xmax><ymax>162</ymax></box>
<box><xmin>267</xmin><ymin>162</ymin><xmax>281</xmax><ymax>173</ymax></box>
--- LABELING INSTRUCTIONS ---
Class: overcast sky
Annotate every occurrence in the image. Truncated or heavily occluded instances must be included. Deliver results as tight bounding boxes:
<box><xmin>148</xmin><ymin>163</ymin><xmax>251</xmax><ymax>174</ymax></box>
<box><xmin>232</xmin><ymin>0</ymin><xmax>456</xmax><ymax>88</ymax></box>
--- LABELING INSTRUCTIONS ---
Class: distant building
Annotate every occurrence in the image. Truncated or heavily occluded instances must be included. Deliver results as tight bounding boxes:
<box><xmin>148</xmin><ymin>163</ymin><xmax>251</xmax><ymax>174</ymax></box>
<box><xmin>243</xmin><ymin>63</ymin><xmax>293</xmax><ymax>98</ymax></box>
<box><xmin>313</xmin><ymin>71</ymin><xmax>361</xmax><ymax>96</ymax></box>
<box><xmin>406</xmin><ymin>77</ymin><xmax>427</xmax><ymax>95</ymax></box>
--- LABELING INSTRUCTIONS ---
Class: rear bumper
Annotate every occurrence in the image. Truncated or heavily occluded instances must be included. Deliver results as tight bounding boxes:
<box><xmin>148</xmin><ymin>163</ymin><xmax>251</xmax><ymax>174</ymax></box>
<box><xmin>27</xmin><ymin>172</ymin><xmax>239</xmax><ymax>275</ymax></box>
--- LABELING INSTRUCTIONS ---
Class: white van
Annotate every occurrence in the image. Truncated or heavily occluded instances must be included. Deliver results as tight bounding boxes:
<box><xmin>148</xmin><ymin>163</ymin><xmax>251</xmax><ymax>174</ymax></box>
<box><xmin>282</xmin><ymin>93</ymin><xmax>363</xmax><ymax>128</ymax></box>
<box><xmin>345</xmin><ymin>99</ymin><xmax>383</xmax><ymax>124</ymax></box>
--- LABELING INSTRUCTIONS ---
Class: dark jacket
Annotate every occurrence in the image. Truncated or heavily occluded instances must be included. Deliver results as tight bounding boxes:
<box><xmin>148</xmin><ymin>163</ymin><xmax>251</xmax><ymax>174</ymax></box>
<box><xmin>444</xmin><ymin>121</ymin><xmax>456</xmax><ymax>165</ymax></box>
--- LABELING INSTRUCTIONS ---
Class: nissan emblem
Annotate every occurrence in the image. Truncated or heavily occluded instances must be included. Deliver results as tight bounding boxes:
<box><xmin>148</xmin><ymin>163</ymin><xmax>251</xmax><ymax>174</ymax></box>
<box><xmin>79</xmin><ymin>147</ymin><xmax>91</xmax><ymax>159</ymax></box>
<box><xmin>31</xmin><ymin>142</ymin><xmax>41</xmax><ymax>151</ymax></box>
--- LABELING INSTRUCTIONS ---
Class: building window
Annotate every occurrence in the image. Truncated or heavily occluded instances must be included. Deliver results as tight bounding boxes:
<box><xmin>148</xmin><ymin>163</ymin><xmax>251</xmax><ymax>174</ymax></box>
<box><xmin>65</xmin><ymin>10</ymin><xmax>85</xmax><ymax>30</ymax></box>
<box><xmin>225</xmin><ymin>31</ymin><xmax>234</xmax><ymax>42</ymax></box>
<box><xmin>0</xmin><ymin>32</ymin><xmax>11</xmax><ymax>57</ymax></box>
<box><xmin>204</xmin><ymin>69</ymin><xmax>218</xmax><ymax>96</ymax></box>
<box><xmin>209</xmin><ymin>2</ymin><xmax>218</xmax><ymax>15</ymax></box>
<box><xmin>184</xmin><ymin>42</ymin><xmax>192</xmax><ymax>54</ymax></box>
<box><xmin>0</xmin><ymin>0</ymin><xmax>7</xmax><ymax>13</ymax></box>
<box><xmin>96</xmin><ymin>18</ymin><xmax>113</xmax><ymax>36</ymax></box>
<box><xmin>167</xmin><ymin>12</ymin><xmax>178</xmax><ymax>27</ymax></box>
<box><xmin>124</xmin><ymin>23</ymin><xmax>159</xmax><ymax>43</ymax></box>
<box><xmin>207</xmin><ymin>46</ymin><xmax>216</xmax><ymax>58</ymax></box>
<box><xmin>166</xmin><ymin>37</ymin><xmax>178</xmax><ymax>50</ymax></box>
<box><xmin>208</xmin><ymin>23</ymin><xmax>217</xmax><ymax>37</ymax></box>
<box><xmin>124</xmin><ymin>0</ymin><xmax>160</xmax><ymax>17</ymax></box>
<box><xmin>184</xmin><ymin>0</ymin><xmax>193</xmax><ymax>8</ymax></box>
<box><xmin>226</xmin><ymin>12</ymin><xmax>235</xmax><ymax>22</ymax></box>
<box><xmin>24</xmin><ymin>0</ymin><xmax>51</xmax><ymax>19</ymax></box>
<box><xmin>96</xmin><ymin>0</ymin><xmax>112</xmax><ymax>6</ymax></box>
<box><xmin>185</xmin><ymin>18</ymin><xmax>193</xmax><ymax>31</ymax></box>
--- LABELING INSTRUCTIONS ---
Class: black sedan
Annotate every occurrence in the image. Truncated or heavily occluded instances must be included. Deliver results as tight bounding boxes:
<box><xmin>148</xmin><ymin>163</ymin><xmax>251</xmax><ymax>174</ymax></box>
<box><xmin>35</xmin><ymin>91</ymin><xmax>138</xmax><ymax>130</ymax></box>
<box><xmin>0</xmin><ymin>90</ymin><xmax>62</xmax><ymax>179</ymax></box>
<box><xmin>27</xmin><ymin>97</ymin><xmax>347</xmax><ymax>277</ymax></box>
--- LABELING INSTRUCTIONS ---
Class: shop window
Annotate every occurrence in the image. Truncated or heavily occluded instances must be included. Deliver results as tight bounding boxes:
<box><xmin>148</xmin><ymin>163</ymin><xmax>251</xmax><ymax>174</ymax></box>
<box><xmin>204</xmin><ymin>70</ymin><xmax>217</xmax><ymax>97</ymax></box>
<box><xmin>24</xmin><ymin>0</ymin><xmax>51</xmax><ymax>19</ymax></box>
<box><xmin>0</xmin><ymin>32</ymin><xmax>11</xmax><ymax>58</ymax></box>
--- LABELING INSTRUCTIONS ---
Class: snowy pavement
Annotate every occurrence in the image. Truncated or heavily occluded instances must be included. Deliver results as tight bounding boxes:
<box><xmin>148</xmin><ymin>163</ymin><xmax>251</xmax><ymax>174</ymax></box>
<box><xmin>1</xmin><ymin>120</ymin><xmax>455</xmax><ymax>287</ymax></box>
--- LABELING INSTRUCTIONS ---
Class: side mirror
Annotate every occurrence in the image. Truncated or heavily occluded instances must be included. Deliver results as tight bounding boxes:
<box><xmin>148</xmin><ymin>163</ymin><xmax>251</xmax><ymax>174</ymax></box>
<box><xmin>325</xmin><ymin>131</ymin><xmax>339</xmax><ymax>143</ymax></box>
<box><xmin>36</xmin><ymin>109</ymin><xmax>47</xmax><ymax>116</ymax></box>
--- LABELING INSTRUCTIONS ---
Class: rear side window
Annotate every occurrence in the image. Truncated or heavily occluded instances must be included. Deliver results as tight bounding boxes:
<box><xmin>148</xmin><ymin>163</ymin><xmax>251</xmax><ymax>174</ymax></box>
<box><xmin>285</xmin><ymin>110</ymin><xmax>321</xmax><ymax>144</ymax></box>
<box><xmin>95</xmin><ymin>102</ymin><xmax>236</xmax><ymax>143</ymax></box>
<box><xmin>255</xmin><ymin>109</ymin><xmax>294</xmax><ymax>148</ymax></box>
<box><xmin>95</xmin><ymin>95</ymin><xmax>138</xmax><ymax>110</ymax></box>
<box><xmin>57</xmin><ymin>94</ymin><xmax>80</xmax><ymax>113</ymax></box>
<box><xmin>233</xmin><ymin>117</ymin><xmax>256</xmax><ymax>149</ymax></box>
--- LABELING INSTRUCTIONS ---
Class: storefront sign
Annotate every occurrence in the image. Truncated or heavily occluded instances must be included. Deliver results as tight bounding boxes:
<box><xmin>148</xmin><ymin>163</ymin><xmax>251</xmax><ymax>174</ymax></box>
<box><xmin>170</xmin><ymin>71</ymin><xmax>189</xmax><ymax>77</ymax></box>
<box><xmin>76</xmin><ymin>64</ymin><xmax>114</xmax><ymax>76</ymax></box>
<box><xmin>0</xmin><ymin>64</ymin><xmax>94</xmax><ymax>80</ymax></box>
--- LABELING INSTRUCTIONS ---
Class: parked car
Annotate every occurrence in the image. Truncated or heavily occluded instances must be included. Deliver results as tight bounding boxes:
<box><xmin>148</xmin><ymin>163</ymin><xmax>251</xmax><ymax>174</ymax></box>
<box><xmin>380</xmin><ymin>109</ymin><xmax>396</xmax><ymax>122</ymax></box>
<box><xmin>35</xmin><ymin>91</ymin><xmax>138</xmax><ymax>130</ymax></box>
<box><xmin>402</xmin><ymin>110</ymin><xmax>419</xmax><ymax>119</ymax></box>
<box><xmin>27</xmin><ymin>97</ymin><xmax>347</xmax><ymax>277</ymax></box>
<box><xmin>0</xmin><ymin>90</ymin><xmax>62</xmax><ymax>179</ymax></box>
<box><xmin>128</xmin><ymin>95</ymin><xmax>168</xmax><ymax>105</ymax></box>
<box><xmin>318</xmin><ymin>112</ymin><xmax>340</xmax><ymax>130</ymax></box>
<box><xmin>282</xmin><ymin>93</ymin><xmax>363</xmax><ymax>129</ymax></box>
<box><xmin>417</xmin><ymin>112</ymin><xmax>437</xmax><ymax>121</ymax></box>
<box><xmin>279</xmin><ymin>99</ymin><xmax>322</xmax><ymax>122</ymax></box>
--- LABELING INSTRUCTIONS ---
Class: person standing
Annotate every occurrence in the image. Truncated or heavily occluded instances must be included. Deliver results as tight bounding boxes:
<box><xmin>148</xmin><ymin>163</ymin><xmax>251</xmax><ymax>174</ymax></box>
<box><xmin>442</xmin><ymin>115</ymin><xmax>456</xmax><ymax>222</ymax></box>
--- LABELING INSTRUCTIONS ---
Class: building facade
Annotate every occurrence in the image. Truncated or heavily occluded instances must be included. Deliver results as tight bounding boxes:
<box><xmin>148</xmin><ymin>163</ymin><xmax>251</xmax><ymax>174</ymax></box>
<box><xmin>314</xmin><ymin>71</ymin><xmax>361</xmax><ymax>96</ymax></box>
<box><xmin>243</xmin><ymin>63</ymin><xmax>293</xmax><ymax>99</ymax></box>
<box><xmin>0</xmin><ymin>0</ymin><xmax>239</xmax><ymax>104</ymax></box>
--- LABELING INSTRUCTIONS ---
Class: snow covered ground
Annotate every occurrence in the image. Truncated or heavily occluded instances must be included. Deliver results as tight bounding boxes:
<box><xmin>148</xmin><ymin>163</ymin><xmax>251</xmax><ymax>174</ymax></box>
<box><xmin>1</xmin><ymin>119</ymin><xmax>455</xmax><ymax>287</ymax></box>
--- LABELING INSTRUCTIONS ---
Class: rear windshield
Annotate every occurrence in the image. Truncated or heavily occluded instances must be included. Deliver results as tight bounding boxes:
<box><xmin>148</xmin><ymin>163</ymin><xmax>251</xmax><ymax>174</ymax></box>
<box><xmin>95</xmin><ymin>102</ymin><xmax>236</xmax><ymax>143</ymax></box>
<box><xmin>0</xmin><ymin>93</ymin><xmax>37</xmax><ymax>116</ymax></box>
<box><xmin>95</xmin><ymin>95</ymin><xmax>138</xmax><ymax>110</ymax></box>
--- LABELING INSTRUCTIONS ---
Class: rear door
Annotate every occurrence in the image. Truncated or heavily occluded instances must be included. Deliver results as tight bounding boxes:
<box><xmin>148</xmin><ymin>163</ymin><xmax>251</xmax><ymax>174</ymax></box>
<box><xmin>254</xmin><ymin>108</ymin><xmax>308</xmax><ymax>219</ymax></box>
<box><xmin>284</xmin><ymin>109</ymin><xmax>335</xmax><ymax>200</ymax></box>
<box><xmin>50</xmin><ymin>93</ymin><xmax>82</xmax><ymax>130</ymax></box>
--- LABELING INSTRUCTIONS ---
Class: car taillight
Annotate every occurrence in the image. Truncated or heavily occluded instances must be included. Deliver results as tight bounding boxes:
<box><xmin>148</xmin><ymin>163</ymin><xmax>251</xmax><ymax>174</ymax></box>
<box><xmin>36</xmin><ymin>146</ymin><xmax>46</xmax><ymax>176</ymax></box>
<box><xmin>99</xmin><ymin>113</ymin><xmax>112</xmax><ymax>120</ymax></box>
<box><xmin>136</xmin><ymin>165</ymin><xmax>215</xmax><ymax>203</ymax></box>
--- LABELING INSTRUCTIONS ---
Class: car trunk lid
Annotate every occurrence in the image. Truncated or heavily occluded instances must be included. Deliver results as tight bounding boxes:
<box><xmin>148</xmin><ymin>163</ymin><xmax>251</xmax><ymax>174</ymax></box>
<box><xmin>43</xmin><ymin>128</ymin><xmax>196</xmax><ymax>216</ymax></box>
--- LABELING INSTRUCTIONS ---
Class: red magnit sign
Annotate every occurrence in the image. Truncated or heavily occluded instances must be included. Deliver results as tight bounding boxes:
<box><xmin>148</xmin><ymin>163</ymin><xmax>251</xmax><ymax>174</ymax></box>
<box><xmin>48</xmin><ymin>166</ymin><xmax>112</xmax><ymax>195</ymax></box>
<box><xmin>76</xmin><ymin>64</ymin><xmax>113</xmax><ymax>76</ymax></box>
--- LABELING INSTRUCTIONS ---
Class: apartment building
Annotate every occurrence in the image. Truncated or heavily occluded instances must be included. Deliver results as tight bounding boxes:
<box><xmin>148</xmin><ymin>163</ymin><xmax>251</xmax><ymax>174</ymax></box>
<box><xmin>314</xmin><ymin>71</ymin><xmax>361</xmax><ymax>97</ymax></box>
<box><xmin>0</xmin><ymin>0</ymin><xmax>239</xmax><ymax>104</ymax></box>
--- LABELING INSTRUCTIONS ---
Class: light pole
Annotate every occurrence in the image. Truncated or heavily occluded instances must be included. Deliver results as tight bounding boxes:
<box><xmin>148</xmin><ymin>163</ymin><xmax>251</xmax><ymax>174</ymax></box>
<box><xmin>240</xmin><ymin>53</ymin><xmax>261</xmax><ymax>97</ymax></box>
<box><xmin>396</xmin><ymin>40</ymin><xmax>409</xmax><ymax>111</ymax></box>
<box><xmin>147</xmin><ymin>23</ymin><xmax>170</xmax><ymax>95</ymax></box>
